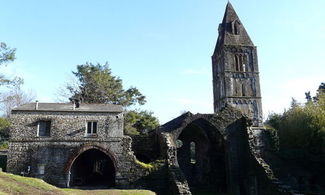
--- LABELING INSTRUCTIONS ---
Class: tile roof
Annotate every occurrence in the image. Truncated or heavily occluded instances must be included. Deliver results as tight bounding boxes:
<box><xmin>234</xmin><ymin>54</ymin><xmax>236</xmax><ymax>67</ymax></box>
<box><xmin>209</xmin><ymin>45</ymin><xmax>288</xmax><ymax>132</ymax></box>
<box><xmin>11</xmin><ymin>102</ymin><xmax>123</xmax><ymax>113</ymax></box>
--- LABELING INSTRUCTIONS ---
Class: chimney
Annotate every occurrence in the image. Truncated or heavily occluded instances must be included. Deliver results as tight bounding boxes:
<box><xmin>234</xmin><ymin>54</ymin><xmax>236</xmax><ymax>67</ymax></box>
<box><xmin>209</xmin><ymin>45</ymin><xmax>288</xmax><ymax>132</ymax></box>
<box><xmin>35</xmin><ymin>100</ymin><xmax>39</xmax><ymax>110</ymax></box>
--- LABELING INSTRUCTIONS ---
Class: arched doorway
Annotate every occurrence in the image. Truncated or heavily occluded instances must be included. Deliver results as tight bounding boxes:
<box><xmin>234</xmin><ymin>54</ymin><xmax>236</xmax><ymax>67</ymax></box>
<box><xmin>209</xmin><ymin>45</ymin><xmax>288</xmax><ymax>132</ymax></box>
<box><xmin>69</xmin><ymin>149</ymin><xmax>115</xmax><ymax>188</ymax></box>
<box><xmin>176</xmin><ymin>119</ymin><xmax>227</xmax><ymax>194</ymax></box>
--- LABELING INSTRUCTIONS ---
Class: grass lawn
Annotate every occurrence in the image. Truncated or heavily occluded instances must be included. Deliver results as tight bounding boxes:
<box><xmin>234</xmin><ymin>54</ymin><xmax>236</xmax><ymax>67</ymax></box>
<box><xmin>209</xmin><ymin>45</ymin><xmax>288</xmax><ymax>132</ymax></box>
<box><xmin>0</xmin><ymin>170</ymin><xmax>155</xmax><ymax>195</ymax></box>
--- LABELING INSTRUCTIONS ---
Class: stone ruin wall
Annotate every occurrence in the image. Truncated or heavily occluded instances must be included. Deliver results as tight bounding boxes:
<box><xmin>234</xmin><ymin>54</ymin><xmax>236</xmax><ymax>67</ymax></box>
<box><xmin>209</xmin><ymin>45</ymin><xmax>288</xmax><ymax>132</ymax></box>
<box><xmin>7</xmin><ymin>111</ymin><xmax>152</xmax><ymax>188</ymax></box>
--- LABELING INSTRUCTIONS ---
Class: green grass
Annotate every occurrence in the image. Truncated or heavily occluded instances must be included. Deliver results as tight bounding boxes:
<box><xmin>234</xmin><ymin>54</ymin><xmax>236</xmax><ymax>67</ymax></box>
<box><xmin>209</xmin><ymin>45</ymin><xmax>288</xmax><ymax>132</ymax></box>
<box><xmin>0</xmin><ymin>170</ymin><xmax>156</xmax><ymax>195</ymax></box>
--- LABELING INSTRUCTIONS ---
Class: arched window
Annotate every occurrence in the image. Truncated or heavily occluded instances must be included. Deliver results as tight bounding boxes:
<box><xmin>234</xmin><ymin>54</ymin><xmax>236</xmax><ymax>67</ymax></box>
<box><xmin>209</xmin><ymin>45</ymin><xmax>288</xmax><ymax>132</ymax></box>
<box><xmin>234</xmin><ymin>56</ymin><xmax>239</xmax><ymax>71</ymax></box>
<box><xmin>232</xmin><ymin>20</ymin><xmax>240</xmax><ymax>35</ymax></box>
<box><xmin>190</xmin><ymin>141</ymin><xmax>196</xmax><ymax>164</ymax></box>
<box><xmin>234</xmin><ymin>54</ymin><xmax>248</xmax><ymax>72</ymax></box>
<box><xmin>242</xmin><ymin>84</ymin><xmax>246</xmax><ymax>96</ymax></box>
<box><xmin>243</xmin><ymin>54</ymin><xmax>248</xmax><ymax>71</ymax></box>
<box><xmin>239</xmin><ymin>55</ymin><xmax>243</xmax><ymax>71</ymax></box>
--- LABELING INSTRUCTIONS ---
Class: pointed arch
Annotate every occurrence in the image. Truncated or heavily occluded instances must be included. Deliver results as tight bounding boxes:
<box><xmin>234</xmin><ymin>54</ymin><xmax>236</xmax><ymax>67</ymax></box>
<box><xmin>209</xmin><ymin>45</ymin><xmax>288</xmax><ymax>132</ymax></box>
<box><xmin>232</xmin><ymin>19</ymin><xmax>241</xmax><ymax>35</ymax></box>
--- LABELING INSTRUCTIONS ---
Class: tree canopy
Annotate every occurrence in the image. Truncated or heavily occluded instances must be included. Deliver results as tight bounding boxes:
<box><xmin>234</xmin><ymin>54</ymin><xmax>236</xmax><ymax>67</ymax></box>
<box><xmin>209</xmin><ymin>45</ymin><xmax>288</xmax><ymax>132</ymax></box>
<box><xmin>0</xmin><ymin>42</ymin><xmax>15</xmax><ymax>65</ymax></box>
<box><xmin>0</xmin><ymin>42</ymin><xmax>17</xmax><ymax>87</ymax></box>
<box><xmin>65</xmin><ymin>62</ymin><xmax>159</xmax><ymax>135</ymax></box>
<box><xmin>67</xmin><ymin>62</ymin><xmax>146</xmax><ymax>107</ymax></box>
<box><xmin>266</xmin><ymin>82</ymin><xmax>325</xmax><ymax>155</ymax></box>
<box><xmin>0</xmin><ymin>43</ymin><xmax>34</xmax><ymax>118</ymax></box>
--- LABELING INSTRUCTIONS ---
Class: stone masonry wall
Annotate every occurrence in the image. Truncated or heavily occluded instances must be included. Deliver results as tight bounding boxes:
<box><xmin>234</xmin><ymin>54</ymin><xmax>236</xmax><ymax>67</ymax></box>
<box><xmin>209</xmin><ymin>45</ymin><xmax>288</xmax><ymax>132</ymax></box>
<box><xmin>7</xmin><ymin>111</ymin><xmax>149</xmax><ymax>187</ymax></box>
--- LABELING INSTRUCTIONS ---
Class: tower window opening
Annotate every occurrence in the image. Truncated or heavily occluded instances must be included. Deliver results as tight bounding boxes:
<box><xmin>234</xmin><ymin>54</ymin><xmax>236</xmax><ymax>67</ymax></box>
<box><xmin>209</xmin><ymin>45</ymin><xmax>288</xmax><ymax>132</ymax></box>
<box><xmin>243</xmin><ymin>55</ymin><xmax>248</xmax><ymax>71</ymax></box>
<box><xmin>242</xmin><ymin>84</ymin><xmax>246</xmax><ymax>96</ymax></box>
<box><xmin>235</xmin><ymin>55</ymin><xmax>240</xmax><ymax>71</ymax></box>
<box><xmin>232</xmin><ymin>20</ymin><xmax>240</xmax><ymax>35</ymax></box>
<box><xmin>239</xmin><ymin>55</ymin><xmax>243</xmax><ymax>71</ymax></box>
<box><xmin>190</xmin><ymin>141</ymin><xmax>196</xmax><ymax>164</ymax></box>
<box><xmin>234</xmin><ymin>54</ymin><xmax>248</xmax><ymax>72</ymax></box>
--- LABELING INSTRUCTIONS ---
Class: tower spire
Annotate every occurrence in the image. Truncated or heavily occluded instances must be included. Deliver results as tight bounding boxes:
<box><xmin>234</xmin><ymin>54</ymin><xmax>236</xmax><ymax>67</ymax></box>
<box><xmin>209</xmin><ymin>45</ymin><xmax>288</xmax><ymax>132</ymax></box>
<box><xmin>212</xmin><ymin>3</ymin><xmax>263</xmax><ymax>126</ymax></box>
<box><xmin>215</xmin><ymin>2</ymin><xmax>254</xmax><ymax>53</ymax></box>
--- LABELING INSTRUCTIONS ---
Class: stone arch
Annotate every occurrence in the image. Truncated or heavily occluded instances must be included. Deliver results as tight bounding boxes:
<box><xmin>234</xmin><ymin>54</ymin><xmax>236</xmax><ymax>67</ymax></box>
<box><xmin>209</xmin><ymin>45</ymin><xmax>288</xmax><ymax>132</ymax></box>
<box><xmin>65</xmin><ymin>144</ymin><xmax>118</xmax><ymax>188</ymax></box>
<box><xmin>174</xmin><ymin>117</ymin><xmax>228</xmax><ymax>193</ymax></box>
<box><xmin>159</xmin><ymin>108</ymin><xmax>250</xmax><ymax>194</ymax></box>
<box><xmin>65</xmin><ymin>144</ymin><xmax>117</xmax><ymax>173</ymax></box>
<box><xmin>175</xmin><ymin>114</ymin><xmax>226</xmax><ymax>140</ymax></box>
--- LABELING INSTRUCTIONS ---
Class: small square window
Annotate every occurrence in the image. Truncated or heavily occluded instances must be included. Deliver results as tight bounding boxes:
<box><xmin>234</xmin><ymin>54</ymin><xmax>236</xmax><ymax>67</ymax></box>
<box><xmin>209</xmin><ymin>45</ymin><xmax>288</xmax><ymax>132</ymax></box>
<box><xmin>86</xmin><ymin>121</ymin><xmax>98</xmax><ymax>136</ymax></box>
<box><xmin>38</xmin><ymin>121</ymin><xmax>51</xmax><ymax>137</ymax></box>
<box><xmin>38</xmin><ymin>164</ymin><xmax>45</xmax><ymax>175</ymax></box>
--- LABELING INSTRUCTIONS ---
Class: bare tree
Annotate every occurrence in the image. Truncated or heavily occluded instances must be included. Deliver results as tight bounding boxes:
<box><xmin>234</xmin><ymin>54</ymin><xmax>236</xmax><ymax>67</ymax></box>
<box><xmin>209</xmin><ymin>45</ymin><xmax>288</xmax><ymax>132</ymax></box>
<box><xmin>0</xmin><ymin>85</ymin><xmax>35</xmax><ymax>117</ymax></box>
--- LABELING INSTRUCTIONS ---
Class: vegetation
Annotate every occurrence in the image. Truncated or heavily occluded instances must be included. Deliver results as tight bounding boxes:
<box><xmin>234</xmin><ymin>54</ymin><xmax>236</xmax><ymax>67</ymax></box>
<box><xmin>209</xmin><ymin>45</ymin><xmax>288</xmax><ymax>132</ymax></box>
<box><xmin>265</xmin><ymin>83</ymin><xmax>325</xmax><ymax>155</ymax></box>
<box><xmin>67</xmin><ymin>62</ymin><xmax>145</xmax><ymax>106</ymax></box>
<box><xmin>135</xmin><ymin>159</ymin><xmax>165</xmax><ymax>172</ymax></box>
<box><xmin>265</xmin><ymin>83</ymin><xmax>325</xmax><ymax>192</ymax></box>
<box><xmin>0</xmin><ymin>42</ymin><xmax>15</xmax><ymax>65</ymax></box>
<box><xmin>0</xmin><ymin>118</ymin><xmax>10</xmax><ymax>139</ymax></box>
<box><xmin>0</xmin><ymin>42</ymin><xmax>19</xmax><ymax>88</ymax></box>
<box><xmin>0</xmin><ymin>83</ymin><xmax>35</xmax><ymax>117</ymax></box>
<box><xmin>63</xmin><ymin>62</ymin><xmax>159</xmax><ymax>135</ymax></box>
<box><xmin>0</xmin><ymin>170</ymin><xmax>156</xmax><ymax>195</ymax></box>
<box><xmin>125</xmin><ymin>110</ymin><xmax>159</xmax><ymax>135</ymax></box>
<box><xmin>0</xmin><ymin>118</ymin><xmax>10</xmax><ymax>151</ymax></box>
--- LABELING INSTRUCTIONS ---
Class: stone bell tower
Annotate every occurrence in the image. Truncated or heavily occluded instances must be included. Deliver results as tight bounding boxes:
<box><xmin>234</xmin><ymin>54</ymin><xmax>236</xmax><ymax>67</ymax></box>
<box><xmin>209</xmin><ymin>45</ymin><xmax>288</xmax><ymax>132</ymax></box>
<box><xmin>212</xmin><ymin>2</ymin><xmax>263</xmax><ymax>126</ymax></box>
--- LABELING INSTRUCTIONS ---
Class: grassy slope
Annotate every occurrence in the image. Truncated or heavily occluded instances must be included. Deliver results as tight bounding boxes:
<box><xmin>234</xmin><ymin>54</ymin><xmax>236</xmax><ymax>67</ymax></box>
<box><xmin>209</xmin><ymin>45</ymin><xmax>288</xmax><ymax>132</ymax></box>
<box><xmin>0</xmin><ymin>171</ymin><xmax>155</xmax><ymax>195</ymax></box>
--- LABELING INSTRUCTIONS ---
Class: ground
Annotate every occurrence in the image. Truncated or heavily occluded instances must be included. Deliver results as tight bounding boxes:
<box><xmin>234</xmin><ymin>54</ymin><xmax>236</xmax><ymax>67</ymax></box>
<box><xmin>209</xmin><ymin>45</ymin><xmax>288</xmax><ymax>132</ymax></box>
<box><xmin>0</xmin><ymin>170</ymin><xmax>155</xmax><ymax>195</ymax></box>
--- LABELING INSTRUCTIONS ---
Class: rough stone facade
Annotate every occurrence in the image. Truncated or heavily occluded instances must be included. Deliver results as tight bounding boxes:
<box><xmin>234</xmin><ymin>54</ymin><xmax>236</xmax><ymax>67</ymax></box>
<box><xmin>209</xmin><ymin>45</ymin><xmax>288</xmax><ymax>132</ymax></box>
<box><xmin>158</xmin><ymin>107</ymin><xmax>291</xmax><ymax>195</ymax></box>
<box><xmin>212</xmin><ymin>2</ymin><xmax>263</xmax><ymax>126</ymax></box>
<box><xmin>7</xmin><ymin>102</ymin><xmax>149</xmax><ymax>188</ymax></box>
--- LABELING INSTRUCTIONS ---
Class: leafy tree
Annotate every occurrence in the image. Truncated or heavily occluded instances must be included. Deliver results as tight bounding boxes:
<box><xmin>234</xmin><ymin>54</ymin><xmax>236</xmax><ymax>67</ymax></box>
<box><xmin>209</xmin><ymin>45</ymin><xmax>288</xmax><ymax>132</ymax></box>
<box><xmin>0</xmin><ymin>42</ymin><xmax>15</xmax><ymax>65</ymax></box>
<box><xmin>0</xmin><ymin>118</ymin><xmax>10</xmax><ymax>139</ymax></box>
<box><xmin>125</xmin><ymin>110</ymin><xmax>159</xmax><ymax>135</ymax></box>
<box><xmin>265</xmin><ymin>113</ymin><xmax>282</xmax><ymax>131</ymax></box>
<box><xmin>64</xmin><ymin>62</ymin><xmax>159</xmax><ymax>135</ymax></box>
<box><xmin>0</xmin><ymin>42</ymin><xmax>17</xmax><ymax>87</ymax></box>
<box><xmin>313</xmin><ymin>82</ymin><xmax>325</xmax><ymax>102</ymax></box>
<box><xmin>266</xmin><ymin>84</ymin><xmax>325</xmax><ymax>155</ymax></box>
<box><xmin>67</xmin><ymin>62</ymin><xmax>146</xmax><ymax>107</ymax></box>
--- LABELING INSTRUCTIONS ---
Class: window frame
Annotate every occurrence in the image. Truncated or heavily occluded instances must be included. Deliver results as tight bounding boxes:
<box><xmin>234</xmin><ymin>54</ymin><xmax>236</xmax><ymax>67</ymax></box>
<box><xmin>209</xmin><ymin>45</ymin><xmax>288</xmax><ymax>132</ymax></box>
<box><xmin>37</xmin><ymin>164</ymin><xmax>45</xmax><ymax>175</ymax></box>
<box><xmin>37</xmin><ymin>120</ymin><xmax>51</xmax><ymax>137</ymax></box>
<box><xmin>85</xmin><ymin>121</ymin><xmax>98</xmax><ymax>137</ymax></box>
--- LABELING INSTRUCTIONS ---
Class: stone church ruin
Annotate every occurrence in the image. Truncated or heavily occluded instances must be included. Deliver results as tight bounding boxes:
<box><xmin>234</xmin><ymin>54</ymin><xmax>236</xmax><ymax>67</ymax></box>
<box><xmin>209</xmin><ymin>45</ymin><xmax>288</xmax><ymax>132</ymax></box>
<box><xmin>7</xmin><ymin>2</ymin><xmax>302</xmax><ymax>195</ymax></box>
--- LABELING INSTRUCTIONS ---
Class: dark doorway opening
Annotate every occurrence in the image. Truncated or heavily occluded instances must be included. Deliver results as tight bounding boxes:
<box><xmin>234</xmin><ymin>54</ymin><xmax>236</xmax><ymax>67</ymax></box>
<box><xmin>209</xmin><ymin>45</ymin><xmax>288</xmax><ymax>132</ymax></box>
<box><xmin>177</xmin><ymin>119</ymin><xmax>227</xmax><ymax>194</ymax></box>
<box><xmin>134</xmin><ymin>153</ymin><xmax>151</xmax><ymax>163</ymax></box>
<box><xmin>70</xmin><ymin>149</ymin><xmax>115</xmax><ymax>188</ymax></box>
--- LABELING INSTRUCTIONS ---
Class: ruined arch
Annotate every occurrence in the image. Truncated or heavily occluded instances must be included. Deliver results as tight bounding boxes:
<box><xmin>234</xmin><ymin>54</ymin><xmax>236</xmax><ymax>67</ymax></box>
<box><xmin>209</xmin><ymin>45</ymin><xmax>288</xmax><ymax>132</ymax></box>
<box><xmin>159</xmin><ymin>108</ymin><xmax>252</xmax><ymax>194</ymax></box>
<box><xmin>65</xmin><ymin>144</ymin><xmax>117</xmax><ymax>188</ymax></box>
<box><xmin>175</xmin><ymin>118</ymin><xmax>228</xmax><ymax>193</ymax></box>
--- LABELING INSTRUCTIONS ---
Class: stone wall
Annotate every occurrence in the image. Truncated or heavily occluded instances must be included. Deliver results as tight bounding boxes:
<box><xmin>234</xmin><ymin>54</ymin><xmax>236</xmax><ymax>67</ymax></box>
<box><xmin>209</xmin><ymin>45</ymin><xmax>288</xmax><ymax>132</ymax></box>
<box><xmin>9</xmin><ymin>111</ymin><xmax>124</xmax><ymax>140</ymax></box>
<box><xmin>131</xmin><ymin>132</ymin><xmax>160</xmax><ymax>163</ymax></box>
<box><xmin>7</xmin><ymin>110</ymin><xmax>150</xmax><ymax>188</ymax></box>
<box><xmin>158</xmin><ymin>106</ymin><xmax>292</xmax><ymax>195</ymax></box>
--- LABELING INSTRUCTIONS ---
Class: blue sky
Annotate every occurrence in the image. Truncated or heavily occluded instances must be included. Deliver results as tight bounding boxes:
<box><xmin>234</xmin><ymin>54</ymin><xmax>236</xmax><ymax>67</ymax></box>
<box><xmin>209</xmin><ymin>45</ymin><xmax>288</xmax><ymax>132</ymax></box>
<box><xmin>1</xmin><ymin>0</ymin><xmax>324</xmax><ymax>123</ymax></box>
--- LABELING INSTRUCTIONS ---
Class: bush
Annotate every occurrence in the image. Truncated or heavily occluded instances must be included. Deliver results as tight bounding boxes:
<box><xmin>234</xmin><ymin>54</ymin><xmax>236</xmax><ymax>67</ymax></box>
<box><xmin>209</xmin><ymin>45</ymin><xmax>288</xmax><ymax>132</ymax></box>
<box><xmin>0</xmin><ymin>118</ymin><xmax>10</xmax><ymax>140</ymax></box>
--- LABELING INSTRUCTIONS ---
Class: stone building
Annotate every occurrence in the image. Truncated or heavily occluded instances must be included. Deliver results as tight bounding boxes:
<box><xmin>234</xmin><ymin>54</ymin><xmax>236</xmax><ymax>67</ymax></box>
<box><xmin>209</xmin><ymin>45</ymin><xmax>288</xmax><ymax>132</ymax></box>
<box><xmin>212</xmin><ymin>2</ymin><xmax>263</xmax><ymax>126</ymax></box>
<box><xmin>7</xmin><ymin>102</ymin><xmax>146</xmax><ymax>188</ymax></box>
